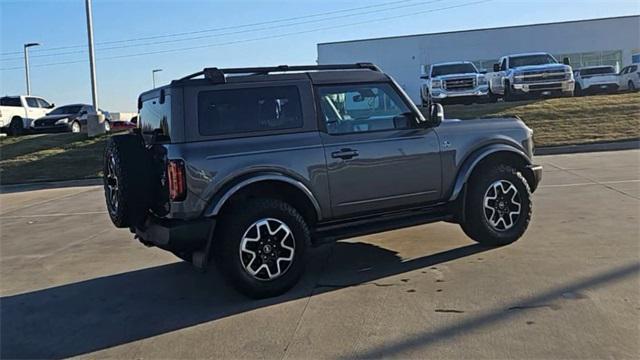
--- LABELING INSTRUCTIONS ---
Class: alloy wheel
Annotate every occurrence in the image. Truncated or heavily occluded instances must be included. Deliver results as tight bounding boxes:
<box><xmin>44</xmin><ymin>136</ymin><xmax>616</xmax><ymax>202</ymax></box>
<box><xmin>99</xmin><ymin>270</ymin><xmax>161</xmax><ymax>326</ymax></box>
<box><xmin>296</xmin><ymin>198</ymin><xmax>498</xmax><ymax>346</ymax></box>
<box><xmin>239</xmin><ymin>218</ymin><xmax>295</xmax><ymax>281</ymax></box>
<box><xmin>105</xmin><ymin>155</ymin><xmax>119</xmax><ymax>215</ymax></box>
<box><xmin>483</xmin><ymin>180</ymin><xmax>522</xmax><ymax>231</ymax></box>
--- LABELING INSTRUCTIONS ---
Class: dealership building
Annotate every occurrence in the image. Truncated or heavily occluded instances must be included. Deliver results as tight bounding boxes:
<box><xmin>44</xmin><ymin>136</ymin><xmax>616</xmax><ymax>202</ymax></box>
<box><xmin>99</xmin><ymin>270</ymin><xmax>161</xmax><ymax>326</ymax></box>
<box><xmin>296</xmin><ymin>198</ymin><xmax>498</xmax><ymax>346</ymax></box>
<box><xmin>317</xmin><ymin>15</ymin><xmax>640</xmax><ymax>103</ymax></box>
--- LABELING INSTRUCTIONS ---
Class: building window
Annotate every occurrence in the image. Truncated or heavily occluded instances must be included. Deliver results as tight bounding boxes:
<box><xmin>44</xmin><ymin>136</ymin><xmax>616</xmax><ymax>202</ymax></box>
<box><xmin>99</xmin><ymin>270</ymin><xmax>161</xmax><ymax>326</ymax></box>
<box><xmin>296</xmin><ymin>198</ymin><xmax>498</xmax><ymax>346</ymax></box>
<box><xmin>555</xmin><ymin>50</ymin><xmax>623</xmax><ymax>72</ymax></box>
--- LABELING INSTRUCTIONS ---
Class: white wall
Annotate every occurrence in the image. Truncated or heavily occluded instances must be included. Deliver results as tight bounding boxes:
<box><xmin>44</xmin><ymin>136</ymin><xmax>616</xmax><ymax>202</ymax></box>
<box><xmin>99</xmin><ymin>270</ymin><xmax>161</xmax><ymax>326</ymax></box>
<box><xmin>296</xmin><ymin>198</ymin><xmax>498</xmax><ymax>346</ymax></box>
<box><xmin>318</xmin><ymin>16</ymin><xmax>640</xmax><ymax>103</ymax></box>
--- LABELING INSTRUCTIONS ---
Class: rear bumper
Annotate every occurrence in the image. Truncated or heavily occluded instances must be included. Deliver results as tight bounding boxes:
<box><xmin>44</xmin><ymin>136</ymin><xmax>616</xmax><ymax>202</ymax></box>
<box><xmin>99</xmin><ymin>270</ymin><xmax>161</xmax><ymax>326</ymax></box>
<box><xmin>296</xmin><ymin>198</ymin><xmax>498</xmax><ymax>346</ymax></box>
<box><xmin>526</xmin><ymin>164</ymin><xmax>543</xmax><ymax>193</ymax></box>
<box><xmin>134</xmin><ymin>216</ymin><xmax>214</xmax><ymax>252</ymax></box>
<box><xmin>583</xmin><ymin>83</ymin><xmax>619</xmax><ymax>93</ymax></box>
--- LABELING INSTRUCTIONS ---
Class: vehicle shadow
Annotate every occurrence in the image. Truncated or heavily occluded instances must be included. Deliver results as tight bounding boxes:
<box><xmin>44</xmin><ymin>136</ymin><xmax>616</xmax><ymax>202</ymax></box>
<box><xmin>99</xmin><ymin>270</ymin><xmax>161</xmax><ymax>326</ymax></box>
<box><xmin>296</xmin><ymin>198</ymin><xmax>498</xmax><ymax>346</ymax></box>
<box><xmin>0</xmin><ymin>241</ymin><xmax>491</xmax><ymax>359</ymax></box>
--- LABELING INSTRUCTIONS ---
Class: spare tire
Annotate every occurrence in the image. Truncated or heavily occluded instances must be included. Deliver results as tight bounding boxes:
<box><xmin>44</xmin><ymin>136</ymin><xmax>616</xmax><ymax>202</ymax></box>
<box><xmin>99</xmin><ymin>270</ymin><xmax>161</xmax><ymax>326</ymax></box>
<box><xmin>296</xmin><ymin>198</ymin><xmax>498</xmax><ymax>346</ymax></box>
<box><xmin>103</xmin><ymin>134</ymin><xmax>153</xmax><ymax>228</ymax></box>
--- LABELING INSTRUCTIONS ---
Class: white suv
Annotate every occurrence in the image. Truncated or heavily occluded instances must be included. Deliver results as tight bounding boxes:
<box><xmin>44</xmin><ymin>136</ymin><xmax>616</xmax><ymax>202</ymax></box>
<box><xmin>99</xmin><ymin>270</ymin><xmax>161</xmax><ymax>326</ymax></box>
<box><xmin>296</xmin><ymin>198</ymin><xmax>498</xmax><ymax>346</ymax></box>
<box><xmin>574</xmin><ymin>66</ymin><xmax>619</xmax><ymax>96</ymax></box>
<box><xmin>618</xmin><ymin>63</ymin><xmax>639</xmax><ymax>92</ymax></box>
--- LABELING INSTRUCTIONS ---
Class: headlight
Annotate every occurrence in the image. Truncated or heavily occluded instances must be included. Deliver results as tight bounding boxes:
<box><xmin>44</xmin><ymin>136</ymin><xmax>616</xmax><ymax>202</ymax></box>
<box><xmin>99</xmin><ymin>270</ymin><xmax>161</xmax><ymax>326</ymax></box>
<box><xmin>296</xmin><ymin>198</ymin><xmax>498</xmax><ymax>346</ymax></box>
<box><xmin>432</xmin><ymin>79</ymin><xmax>442</xmax><ymax>88</ymax></box>
<box><xmin>477</xmin><ymin>76</ymin><xmax>487</xmax><ymax>85</ymax></box>
<box><xmin>55</xmin><ymin>118</ymin><xmax>69</xmax><ymax>125</ymax></box>
<box><xmin>565</xmin><ymin>68</ymin><xmax>573</xmax><ymax>79</ymax></box>
<box><xmin>513</xmin><ymin>73</ymin><xmax>524</xmax><ymax>84</ymax></box>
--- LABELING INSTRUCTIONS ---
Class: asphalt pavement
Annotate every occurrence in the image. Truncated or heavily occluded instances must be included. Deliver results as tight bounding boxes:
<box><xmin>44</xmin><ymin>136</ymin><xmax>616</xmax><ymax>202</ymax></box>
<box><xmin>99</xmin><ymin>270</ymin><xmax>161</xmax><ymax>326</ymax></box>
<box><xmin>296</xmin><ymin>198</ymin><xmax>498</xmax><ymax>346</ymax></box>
<box><xmin>1</xmin><ymin>150</ymin><xmax>638</xmax><ymax>359</ymax></box>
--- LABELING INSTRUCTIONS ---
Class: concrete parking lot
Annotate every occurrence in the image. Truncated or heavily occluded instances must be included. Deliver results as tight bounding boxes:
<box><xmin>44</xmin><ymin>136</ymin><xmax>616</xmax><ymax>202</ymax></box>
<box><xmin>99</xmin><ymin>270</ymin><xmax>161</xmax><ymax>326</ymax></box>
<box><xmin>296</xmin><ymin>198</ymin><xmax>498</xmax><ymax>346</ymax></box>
<box><xmin>1</xmin><ymin>150</ymin><xmax>638</xmax><ymax>359</ymax></box>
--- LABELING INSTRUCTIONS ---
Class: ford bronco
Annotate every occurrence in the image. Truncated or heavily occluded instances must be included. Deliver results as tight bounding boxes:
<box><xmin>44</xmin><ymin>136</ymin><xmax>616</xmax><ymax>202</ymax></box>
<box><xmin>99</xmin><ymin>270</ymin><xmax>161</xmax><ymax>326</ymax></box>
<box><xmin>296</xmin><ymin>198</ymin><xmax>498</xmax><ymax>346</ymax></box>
<box><xmin>103</xmin><ymin>63</ymin><xmax>542</xmax><ymax>298</ymax></box>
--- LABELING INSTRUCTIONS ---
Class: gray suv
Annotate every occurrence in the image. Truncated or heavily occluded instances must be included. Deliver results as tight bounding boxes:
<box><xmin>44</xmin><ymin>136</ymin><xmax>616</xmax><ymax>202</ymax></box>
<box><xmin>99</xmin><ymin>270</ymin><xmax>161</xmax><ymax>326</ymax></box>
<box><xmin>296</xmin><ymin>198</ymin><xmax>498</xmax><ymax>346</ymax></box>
<box><xmin>103</xmin><ymin>63</ymin><xmax>542</xmax><ymax>298</ymax></box>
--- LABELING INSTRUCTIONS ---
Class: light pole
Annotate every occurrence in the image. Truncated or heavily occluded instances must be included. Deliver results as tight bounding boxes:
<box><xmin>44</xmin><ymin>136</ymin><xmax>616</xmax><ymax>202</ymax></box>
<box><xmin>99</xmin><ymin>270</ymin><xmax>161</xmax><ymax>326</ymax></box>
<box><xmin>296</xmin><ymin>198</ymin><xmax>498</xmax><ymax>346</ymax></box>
<box><xmin>23</xmin><ymin>43</ymin><xmax>40</xmax><ymax>95</ymax></box>
<box><xmin>84</xmin><ymin>0</ymin><xmax>104</xmax><ymax>136</ymax></box>
<box><xmin>152</xmin><ymin>69</ymin><xmax>162</xmax><ymax>88</ymax></box>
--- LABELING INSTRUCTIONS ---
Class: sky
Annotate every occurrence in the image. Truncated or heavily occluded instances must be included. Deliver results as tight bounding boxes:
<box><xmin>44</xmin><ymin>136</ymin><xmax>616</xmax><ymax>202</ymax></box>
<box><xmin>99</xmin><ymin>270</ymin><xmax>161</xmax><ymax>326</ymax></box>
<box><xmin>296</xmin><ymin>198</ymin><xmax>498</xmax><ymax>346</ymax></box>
<box><xmin>1</xmin><ymin>0</ymin><xmax>639</xmax><ymax>112</ymax></box>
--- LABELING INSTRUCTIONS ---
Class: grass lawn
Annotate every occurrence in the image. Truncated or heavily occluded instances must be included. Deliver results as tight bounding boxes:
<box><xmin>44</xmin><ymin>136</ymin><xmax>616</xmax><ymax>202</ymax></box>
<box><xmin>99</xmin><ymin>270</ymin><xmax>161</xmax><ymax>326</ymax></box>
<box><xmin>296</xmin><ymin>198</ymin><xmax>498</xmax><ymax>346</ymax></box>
<box><xmin>0</xmin><ymin>133</ymin><xmax>108</xmax><ymax>185</ymax></box>
<box><xmin>438</xmin><ymin>92</ymin><xmax>640</xmax><ymax>146</ymax></box>
<box><xmin>0</xmin><ymin>92</ymin><xmax>638</xmax><ymax>185</ymax></box>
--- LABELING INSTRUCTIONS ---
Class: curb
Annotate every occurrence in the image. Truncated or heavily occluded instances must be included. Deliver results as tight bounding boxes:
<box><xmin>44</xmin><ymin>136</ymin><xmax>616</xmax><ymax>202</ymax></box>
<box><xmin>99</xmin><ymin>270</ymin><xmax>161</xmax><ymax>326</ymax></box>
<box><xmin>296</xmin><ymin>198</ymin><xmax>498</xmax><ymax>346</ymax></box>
<box><xmin>0</xmin><ymin>178</ymin><xmax>102</xmax><ymax>194</ymax></box>
<box><xmin>535</xmin><ymin>139</ymin><xmax>640</xmax><ymax>155</ymax></box>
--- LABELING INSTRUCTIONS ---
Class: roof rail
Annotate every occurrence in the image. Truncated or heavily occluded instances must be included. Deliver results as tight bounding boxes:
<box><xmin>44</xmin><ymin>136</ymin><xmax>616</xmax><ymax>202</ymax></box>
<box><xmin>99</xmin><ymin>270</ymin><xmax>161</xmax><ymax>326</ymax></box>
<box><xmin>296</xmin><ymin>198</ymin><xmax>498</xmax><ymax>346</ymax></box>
<box><xmin>177</xmin><ymin>63</ymin><xmax>381</xmax><ymax>83</ymax></box>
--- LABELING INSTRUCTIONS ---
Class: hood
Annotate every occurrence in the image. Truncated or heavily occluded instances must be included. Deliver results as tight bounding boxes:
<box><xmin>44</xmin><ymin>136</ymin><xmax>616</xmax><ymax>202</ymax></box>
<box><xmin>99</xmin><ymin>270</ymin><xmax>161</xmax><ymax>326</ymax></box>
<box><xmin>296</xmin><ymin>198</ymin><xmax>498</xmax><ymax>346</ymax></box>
<box><xmin>36</xmin><ymin>114</ymin><xmax>73</xmax><ymax>121</ymax></box>
<box><xmin>438</xmin><ymin>117</ymin><xmax>531</xmax><ymax>136</ymax></box>
<box><xmin>512</xmin><ymin>64</ymin><xmax>569</xmax><ymax>72</ymax></box>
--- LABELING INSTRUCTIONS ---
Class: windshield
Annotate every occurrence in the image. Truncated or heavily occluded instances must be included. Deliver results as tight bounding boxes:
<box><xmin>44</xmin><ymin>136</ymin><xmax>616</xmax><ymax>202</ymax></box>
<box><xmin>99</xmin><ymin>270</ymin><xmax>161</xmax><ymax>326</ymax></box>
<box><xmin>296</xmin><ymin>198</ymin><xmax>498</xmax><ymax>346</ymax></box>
<box><xmin>579</xmin><ymin>67</ymin><xmax>615</xmax><ymax>76</ymax></box>
<box><xmin>49</xmin><ymin>105</ymin><xmax>83</xmax><ymax>115</ymax></box>
<box><xmin>431</xmin><ymin>63</ymin><xmax>477</xmax><ymax>76</ymax></box>
<box><xmin>509</xmin><ymin>54</ymin><xmax>557</xmax><ymax>68</ymax></box>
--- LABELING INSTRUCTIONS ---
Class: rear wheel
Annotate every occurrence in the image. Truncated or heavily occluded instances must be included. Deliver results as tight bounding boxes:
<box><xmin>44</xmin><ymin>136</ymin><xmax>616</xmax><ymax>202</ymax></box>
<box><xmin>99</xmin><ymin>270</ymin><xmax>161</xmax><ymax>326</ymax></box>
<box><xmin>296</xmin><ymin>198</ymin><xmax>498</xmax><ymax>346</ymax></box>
<box><xmin>8</xmin><ymin>117</ymin><xmax>23</xmax><ymax>136</ymax></box>
<box><xmin>214</xmin><ymin>198</ymin><xmax>309</xmax><ymax>298</ymax></box>
<box><xmin>574</xmin><ymin>83</ymin><xmax>583</xmax><ymax>96</ymax></box>
<box><xmin>103</xmin><ymin>134</ymin><xmax>153</xmax><ymax>228</ymax></box>
<box><xmin>461</xmin><ymin>164</ymin><xmax>532</xmax><ymax>246</ymax></box>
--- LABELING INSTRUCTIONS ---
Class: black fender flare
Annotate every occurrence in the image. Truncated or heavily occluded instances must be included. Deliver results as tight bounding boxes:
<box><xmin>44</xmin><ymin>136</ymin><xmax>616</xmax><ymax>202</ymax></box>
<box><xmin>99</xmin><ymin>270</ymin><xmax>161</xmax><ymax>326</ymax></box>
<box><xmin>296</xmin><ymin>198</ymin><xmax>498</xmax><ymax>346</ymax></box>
<box><xmin>203</xmin><ymin>174</ymin><xmax>323</xmax><ymax>221</ymax></box>
<box><xmin>448</xmin><ymin>143</ymin><xmax>531</xmax><ymax>202</ymax></box>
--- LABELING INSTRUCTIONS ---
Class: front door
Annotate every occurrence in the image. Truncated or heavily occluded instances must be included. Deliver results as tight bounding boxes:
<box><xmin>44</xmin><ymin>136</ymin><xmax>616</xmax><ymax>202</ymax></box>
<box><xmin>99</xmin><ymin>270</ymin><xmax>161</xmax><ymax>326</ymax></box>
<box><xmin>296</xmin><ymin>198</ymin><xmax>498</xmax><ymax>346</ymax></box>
<box><xmin>316</xmin><ymin>82</ymin><xmax>442</xmax><ymax>218</ymax></box>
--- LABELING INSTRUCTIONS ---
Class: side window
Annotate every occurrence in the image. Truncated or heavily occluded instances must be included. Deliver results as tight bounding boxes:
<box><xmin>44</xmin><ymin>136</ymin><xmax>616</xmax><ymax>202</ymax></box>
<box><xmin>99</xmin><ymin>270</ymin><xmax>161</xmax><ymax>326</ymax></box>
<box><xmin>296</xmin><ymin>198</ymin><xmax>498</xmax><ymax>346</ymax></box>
<box><xmin>198</xmin><ymin>86</ymin><xmax>303</xmax><ymax>136</ymax></box>
<box><xmin>500</xmin><ymin>58</ymin><xmax>508</xmax><ymax>71</ymax></box>
<box><xmin>316</xmin><ymin>83</ymin><xmax>412</xmax><ymax>135</ymax></box>
<box><xmin>25</xmin><ymin>97</ymin><xmax>39</xmax><ymax>108</ymax></box>
<box><xmin>630</xmin><ymin>65</ymin><xmax>638</xmax><ymax>73</ymax></box>
<box><xmin>139</xmin><ymin>95</ymin><xmax>171</xmax><ymax>137</ymax></box>
<box><xmin>36</xmin><ymin>98</ymin><xmax>51</xmax><ymax>108</ymax></box>
<box><xmin>0</xmin><ymin>97</ymin><xmax>21</xmax><ymax>106</ymax></box>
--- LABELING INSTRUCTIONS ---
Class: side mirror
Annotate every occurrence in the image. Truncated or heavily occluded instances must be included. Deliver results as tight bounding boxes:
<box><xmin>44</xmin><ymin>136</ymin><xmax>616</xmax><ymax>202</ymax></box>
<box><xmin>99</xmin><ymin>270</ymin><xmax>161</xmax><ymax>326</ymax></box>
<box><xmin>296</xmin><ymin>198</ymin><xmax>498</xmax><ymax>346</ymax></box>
<box><xmin>420</xmin><ymin>75</ymin><xmax>429</xmax><ymax>80</ymax></box>
<box><xmin>49</xmin><ymin>103</ymin><xmax>55</xmax><ymax>108</ymax></box>
<box><xmin>429</xmin><ymin>103</ymin><xmax>444</xmax><ymax>126</ymax></box>
<box><xmin>130</xmin><ymin>116</ymin><xmax>138</xmax><ymax>125</ymax></box>
<box><xmin>563</xmin><ymin>57</ymin><xmax>570</xmax><ymax>66</ymax></box>
<box><xmin>493</xmin><ymin>63</ymin><xmax>500</xmax><ymax>72</ymax></box>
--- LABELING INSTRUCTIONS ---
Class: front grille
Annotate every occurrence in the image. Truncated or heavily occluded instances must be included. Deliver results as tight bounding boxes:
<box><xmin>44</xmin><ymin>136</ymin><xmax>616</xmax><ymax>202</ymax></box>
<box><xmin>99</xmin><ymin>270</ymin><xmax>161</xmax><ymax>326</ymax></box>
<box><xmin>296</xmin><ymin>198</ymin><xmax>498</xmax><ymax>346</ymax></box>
<box><xmin>35</xmin><ymin>118</ymin><xmax>59</xmax><ymax>126</ymax></box>
<box><xmin>529</xmin><ymin>83</ymin><xmax>562</xmax><ymax>90</ymax></box>
<box><xmin>520</xmin><ymin>70</ymin><xmax>566</xmax><ymax>83</ymax></box>
<box><xmin>444</xmin><ymin>77</ymin><xmax>475</xmax><ymax>91</ymax></box>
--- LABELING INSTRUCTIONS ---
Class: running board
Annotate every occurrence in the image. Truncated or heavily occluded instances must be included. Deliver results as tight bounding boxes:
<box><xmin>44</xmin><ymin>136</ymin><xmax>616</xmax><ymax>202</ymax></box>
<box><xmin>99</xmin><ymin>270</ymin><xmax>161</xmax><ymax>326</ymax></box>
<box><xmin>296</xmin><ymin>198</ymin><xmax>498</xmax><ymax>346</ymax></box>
<box><xmin>313</xmin><ymin>204</ymin><xmax>453</xmax><ymax>244</ymax></box>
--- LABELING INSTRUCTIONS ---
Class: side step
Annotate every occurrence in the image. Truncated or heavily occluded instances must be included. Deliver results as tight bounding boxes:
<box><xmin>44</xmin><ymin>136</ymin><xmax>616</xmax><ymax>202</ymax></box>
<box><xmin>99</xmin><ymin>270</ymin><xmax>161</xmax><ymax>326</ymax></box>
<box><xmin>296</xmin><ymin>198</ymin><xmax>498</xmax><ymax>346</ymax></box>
<box><xmin>314</xmin><ymin>204</ymin><xmax>453</xmax><ymax>243</ymax></box>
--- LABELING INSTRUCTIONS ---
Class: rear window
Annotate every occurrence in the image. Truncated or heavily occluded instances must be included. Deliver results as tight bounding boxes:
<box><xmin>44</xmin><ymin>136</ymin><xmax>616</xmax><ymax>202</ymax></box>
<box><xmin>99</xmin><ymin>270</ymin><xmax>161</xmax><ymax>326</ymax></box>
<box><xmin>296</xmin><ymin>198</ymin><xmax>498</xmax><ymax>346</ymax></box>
<box><xmin>139</xmin><ymin>95</ymin><xmax>171</xmax><ymax>136</ymax></box>
<box><xmin>0</xmin><ymin>97</ymin><xmax>21</xmax><ymax>107</ymax></box>
<box><xmin>198</xmin><ymin>86</ymin><xmax>303</xmax><ymax>136</ymax></box>
<box><xmin>580</xmin><ymin>67</ymin><xmax>615</xmax><ymax>75</ymax></box>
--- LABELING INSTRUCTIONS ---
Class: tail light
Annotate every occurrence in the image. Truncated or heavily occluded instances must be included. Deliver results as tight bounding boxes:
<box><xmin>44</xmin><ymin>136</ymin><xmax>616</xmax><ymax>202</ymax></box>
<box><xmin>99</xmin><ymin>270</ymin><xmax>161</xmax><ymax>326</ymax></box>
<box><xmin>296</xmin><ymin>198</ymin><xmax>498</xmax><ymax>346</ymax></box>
<box><xmin>167</xmin><ymin>160</ymin><xmax>186</xmax><ymax>201</ymax></box>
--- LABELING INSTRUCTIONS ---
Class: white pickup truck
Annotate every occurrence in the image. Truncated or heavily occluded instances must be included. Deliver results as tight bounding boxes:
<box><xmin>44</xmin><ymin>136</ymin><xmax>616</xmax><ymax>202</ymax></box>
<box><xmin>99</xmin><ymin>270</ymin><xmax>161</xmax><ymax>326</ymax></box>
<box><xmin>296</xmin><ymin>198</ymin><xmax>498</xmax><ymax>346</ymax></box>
<box><xmin>487</xmin><ymin>52</ymin><xmax>575</xmax><ymax>101</ymax></box>
<box><xmin>0</xmin><ymin>95</ymin><xmax>55</xmax><ymax>135</ymax></box>
<box><xmin>420</xmin><ymin>61</ymin><xmax>489</xmax><ymax>105</ymax></box>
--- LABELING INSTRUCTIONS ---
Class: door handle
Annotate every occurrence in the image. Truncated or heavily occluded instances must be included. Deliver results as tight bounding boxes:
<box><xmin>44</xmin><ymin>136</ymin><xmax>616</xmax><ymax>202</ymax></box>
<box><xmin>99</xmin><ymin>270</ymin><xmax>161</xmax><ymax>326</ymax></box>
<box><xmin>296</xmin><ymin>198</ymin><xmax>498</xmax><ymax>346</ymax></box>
<box><xmin>331</xmin><ymin>148</ymin><xmax>359</xmax><ymax>160</ymax></box>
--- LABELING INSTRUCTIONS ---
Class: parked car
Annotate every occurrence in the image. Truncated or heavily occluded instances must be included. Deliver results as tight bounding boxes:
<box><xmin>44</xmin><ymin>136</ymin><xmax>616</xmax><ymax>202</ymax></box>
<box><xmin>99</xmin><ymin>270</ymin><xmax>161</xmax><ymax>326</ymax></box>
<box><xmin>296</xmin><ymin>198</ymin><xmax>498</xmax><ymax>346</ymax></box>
<box><xmin>420</xmin><ymin>61</ymin><xmax>489</xmax><ymax>105</ymax></box>
<box><xmin>103</xmin><ymin>63</ymin><xmax>542</xmax><ymax>298</ymax></box>
<box><xmin>573</xmin><ymin>66</ymin><xmax>619</xmax><ymax>95</ymax></box>
<box><xmin>618</xmin><ymin>63</ymin><xmax>639</xmax><ymax>91</ymax></box>
<box><xmin>487</xmin><ymin>52</ymin><xmax>574</xmax><ymax>101</ymax></box>
<box><xmin>0</xmin><ymin>95</ymin><xmax>54</xmax><ymax>135</ymax></box>
<box><xmin>32</xmin><ymin>104</ymin><xmax>135</xmax><ymax>133</ymax></box>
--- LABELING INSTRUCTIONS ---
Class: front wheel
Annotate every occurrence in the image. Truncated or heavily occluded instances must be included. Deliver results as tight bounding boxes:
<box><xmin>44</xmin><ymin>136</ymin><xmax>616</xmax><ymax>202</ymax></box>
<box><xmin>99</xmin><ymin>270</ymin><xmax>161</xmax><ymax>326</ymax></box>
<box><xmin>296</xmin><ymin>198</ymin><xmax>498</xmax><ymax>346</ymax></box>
<box><xmin>629</xmin><ymin>81</ymin><xmax>637</xmax><ymax>92</ymax></box>
<box><xmin>104</xmin><ymin>121</ymin><xmax>111</xmax><ymax>132</ymax></box>
<box><xmin>460</xmin><ymin>164</ymin><xmax>532</xmax><ymax>246</ymax></box>
<box><xmin>214</xmin><ymin>198</ymin><xmax>309</xmax><ymax>298</ymax></box>
<box><xmin>71</xmin><ymin>121</ymin><xmax>81</xmax><ymax>133</ymax></box>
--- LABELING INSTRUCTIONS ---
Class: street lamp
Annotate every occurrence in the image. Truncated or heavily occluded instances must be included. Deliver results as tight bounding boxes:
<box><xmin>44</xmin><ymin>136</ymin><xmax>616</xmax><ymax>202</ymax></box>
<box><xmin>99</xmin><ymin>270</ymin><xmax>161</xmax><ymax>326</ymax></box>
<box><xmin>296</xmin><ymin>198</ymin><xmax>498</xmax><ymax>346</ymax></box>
<box><xmin>84</xmin><ymin>0</ymin><xmax>103</xmax><ymax>137</ymax></box>
<box><xmin>24</xmin><ymin>43</ymin><xmax>40</xmax><ymax>95</ymax></box>
<box><xmin>152</xmin><ymin>69</ymin><xmax>163</xmax><ymax>88</ymax></box>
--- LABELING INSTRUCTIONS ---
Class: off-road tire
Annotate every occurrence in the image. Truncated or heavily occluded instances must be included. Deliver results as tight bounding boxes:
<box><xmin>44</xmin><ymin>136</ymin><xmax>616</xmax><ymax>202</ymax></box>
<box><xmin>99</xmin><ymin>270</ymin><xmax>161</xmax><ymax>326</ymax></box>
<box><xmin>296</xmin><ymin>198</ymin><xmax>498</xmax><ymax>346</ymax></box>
<box><xmin>214</xmin><ymin>198</ymin><xmax>309</xmax><ymax>298</ymax></box>
<box><xmin>103</xmin><ymin>134</ymin><xmax>153</xmax><ymax>228</ymax></box>
<box><xmin>8</xmin><ymin>117</ymin><xmax>23</xmax><ymax>136</ymax></box>
<box><xmin>461</xmin><ymin>164</ymin><xmax>532</xmax><ymax>246</ymax></box>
